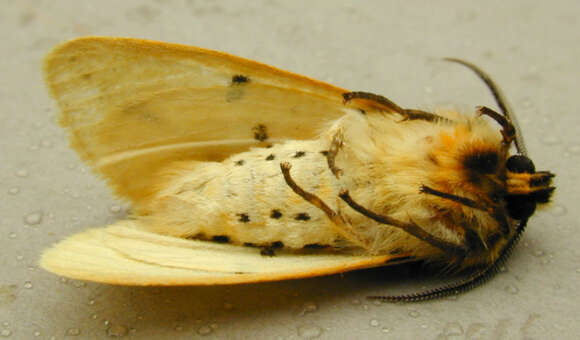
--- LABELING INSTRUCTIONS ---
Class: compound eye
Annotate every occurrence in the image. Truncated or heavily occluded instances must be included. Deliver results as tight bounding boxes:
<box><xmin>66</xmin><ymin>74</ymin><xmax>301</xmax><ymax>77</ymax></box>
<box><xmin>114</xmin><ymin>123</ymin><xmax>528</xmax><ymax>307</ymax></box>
<box><xmin>506</xmin><ymin>155</ymin><xmax>535</xmax><ymax>173</ymax></box>
<box><xmin>506</xmin><ymin>195</ymin><xmax>536</xmax><ymax>220</ymax></box>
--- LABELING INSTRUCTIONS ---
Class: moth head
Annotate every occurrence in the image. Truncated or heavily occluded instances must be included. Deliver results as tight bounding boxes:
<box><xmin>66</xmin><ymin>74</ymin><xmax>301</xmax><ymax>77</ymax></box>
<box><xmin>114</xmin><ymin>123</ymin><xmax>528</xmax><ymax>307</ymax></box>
<box><xmin>456</xmin><ymin>125</ymin><xmax>555</xmax><ymax>222</ymax></box>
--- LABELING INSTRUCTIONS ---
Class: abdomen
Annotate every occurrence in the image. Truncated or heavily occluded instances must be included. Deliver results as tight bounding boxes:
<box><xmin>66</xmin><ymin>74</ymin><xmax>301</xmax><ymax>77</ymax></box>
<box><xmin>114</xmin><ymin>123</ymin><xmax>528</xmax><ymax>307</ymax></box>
<box><xmin>141</xmin><ymin>140</ymin><xmax>343</xmax><ymax>249</ymax></box>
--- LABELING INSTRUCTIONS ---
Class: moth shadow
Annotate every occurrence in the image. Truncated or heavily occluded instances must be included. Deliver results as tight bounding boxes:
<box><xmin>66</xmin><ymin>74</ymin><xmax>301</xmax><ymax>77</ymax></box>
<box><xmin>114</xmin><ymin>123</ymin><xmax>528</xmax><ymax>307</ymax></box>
<box><xmin>79</xmin><ymin>262</ymin><xmax>452</xmax><ymax>334</ymax></box>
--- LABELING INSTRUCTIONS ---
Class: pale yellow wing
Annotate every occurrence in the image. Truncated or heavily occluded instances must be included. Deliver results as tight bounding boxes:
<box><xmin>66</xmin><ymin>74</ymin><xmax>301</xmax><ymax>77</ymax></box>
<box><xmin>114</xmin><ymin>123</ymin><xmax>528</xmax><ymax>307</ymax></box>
<box><xmin>43</xmin><ymin>37</ymin><xmax>354</xmax><ymax>204</ymax></box>
<box><xmin>40</xmin><ymin>221</ymin><xmax>405</xmax><ymax>285</ymax></box>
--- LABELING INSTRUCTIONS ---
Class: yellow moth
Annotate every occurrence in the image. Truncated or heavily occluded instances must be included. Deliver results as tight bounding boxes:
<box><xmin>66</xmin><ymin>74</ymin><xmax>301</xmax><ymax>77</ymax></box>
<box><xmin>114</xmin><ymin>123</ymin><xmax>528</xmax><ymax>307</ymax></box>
<box><xmin>40</xmin><ymin>37</ymin><xmax>555</xmax><ymax>302</ymax></box>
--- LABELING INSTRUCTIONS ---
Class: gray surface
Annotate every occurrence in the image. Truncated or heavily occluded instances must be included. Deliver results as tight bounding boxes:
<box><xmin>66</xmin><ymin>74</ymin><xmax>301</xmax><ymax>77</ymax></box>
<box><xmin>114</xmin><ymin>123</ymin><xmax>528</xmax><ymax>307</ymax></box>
<box><xmin>1</xmin><ymin>1</ymin><xmax>578</xmax><ymax>339</ymax></box>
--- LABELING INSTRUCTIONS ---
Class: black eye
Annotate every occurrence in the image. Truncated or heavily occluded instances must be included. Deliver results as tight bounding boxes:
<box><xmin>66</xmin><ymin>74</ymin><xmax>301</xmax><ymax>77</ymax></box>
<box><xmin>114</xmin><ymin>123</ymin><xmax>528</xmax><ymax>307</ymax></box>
<box><xmin>506</xmin><ymin>195</ymin><xmax>536</xmax><ymax>220</ymax></box>
<box><xmin>506</xmin><ymin>155</ymin><xmax>535</xmax><ymax>173</ymax></box>
<box><xmin>464</xmin><ymin>151</ymin><xmax>499</xmax><ymax>174</ymax></box>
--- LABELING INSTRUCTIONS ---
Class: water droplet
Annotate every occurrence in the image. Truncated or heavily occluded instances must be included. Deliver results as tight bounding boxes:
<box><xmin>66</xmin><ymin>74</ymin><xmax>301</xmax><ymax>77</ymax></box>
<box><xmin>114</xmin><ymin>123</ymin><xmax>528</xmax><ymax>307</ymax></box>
<box><xmin>23</xmin><ymin>211</ymin><xmax>43</xmax><ymax>225</ymax></box>
<box><xmin>88</xmin><ymin>299</ymin><xmax>95</xmax><ymax>305</ymax></box>
<box><xmin>109</xmin><ymin>205</ymin><xmax>122</xmax><ymax>213</ymax></box>
<box><xmin>107</xmin><ymin>324</ymin><xmax>128</xmax><ymax>337</ymax></box>
<box><xmin>505</xmin><ymin>285</ymin><xmax>519</xmax><ymax>294</ymax></box>
<box><xmin>443</xmin><ymin>321</ymin><xmax>464</xmax><ymax>336</ymax></box>
<box><xmin>300</xmin><ymin>302</ymin><xmax>318</xmax><ymax>315</ymax></box>
<box><xmin>350</xmin><ymin>299</ymin><xmax>361</xmax><ymax>305</ymax></box>
<box><xmin>91</xmin><ymin>314</ymin><xmax>98</xmax><ymax>320</ymax></box>
<box><xmin>424</xmin><ymin>86</ymin><xmax>433</xmax><ymax>94</ymax></box>
<box><xmin>1</xmin><ymin>323</ymin><xmax>8</xmax><ymax>327</ymax></box>
<box><xmin>540</xmin><ymin>135</ymin><xmax>560</xmax><ymax>146</ymax></box>
<box><xmin>16</xmin><ymin>255</ymin><xmax>23</xmax><ymax>261</ymax></box>
<box><xmin>174</xmin><ymin>325</ymin><xmax>183</xmax><ymax>331</ymax></box>
<box><xmin>197</xmin><ymin>325</ymin><xmax>212</xmax><ymax>336</ymax></box>
<box><xmin>33</xmin><ymin>331</ymin><xmax>40</xmax><ymax>337</ymax></box>
<box><xmin>551</xmin><ymin>205</ymin><xmax>567</xmax><ymax>217</ymax></box>
<box><xmin>66</xmin><ymin>328</ymin><xmax>80</xmax><ymax>336</ymax></box>
<box><xmin>8</xmin><ymin>232</ymin><xmax>16</xmax><ymax>239</ymax></box>
<box><xmin>532</xmin><ymin>249</ymin><xmax>545</xmax><ymax>257</ymax></box>
<box><xmin>7</xmin><ymin>187</ymin><xmax>20</xmax><ymax>195</ymax></box>
<box><xmin>28</xmin><ymin>144</ymin><xmax>40</xmax><ymax>151</ymax></box>
<box><xmin>297</xmin><ymin>325</ymin><xmax>322</xmax><ymax>339</ymax></box>
<box><xmin>369</xmin><ymin>319</ymin><xmax>379</xmax><ymax>327</ymax></box>
<box><xmin>210</xmin><ymin>323</ymin><xmax>218</xmax><ymax>330</ymax></box>
<box><xmin>362</xmin><ymin>304</ymin><xmax>369</xmax><ymax>311</ymax></box>
<box><xmin>1</xmin><ymin>329</ymin><xmax>12</xmax><ymax>337</ymax></box>
<box><xmin>59</xmin><ymin>277</ymin><xmax>69</xmax><ymax>284</ymax></box>
<box><xmin>104</xmin><ymin>320</ymin><xmax>110</xmax><ymax>326</ymax></box>
<box><xmin>372</xmin><ymin>299</ymin><xmax>382</xmax><ymax>306</ymax></box>
<box><xmin>381</xmin><ymin>327</ymin><xmax>391</xmax><ymax>333</ymax></box>
<box><xmin>23</xmin><ymin>281</ymin><xmax>33</xmax><ymax>289</ymax></box>
<box><xmin>576</xmin><ymin>268</ymin><xmax>580</xmax><ymax>274</ymax></box>
<box><xmin>408</xmin><ymin>310</ymin><xmax>420</xmax><ymax>318</ymax></box>
<box><xmin>15</xmin><ymin>169</ymin><xmax>29</xmax><ymax>177</ymax></box>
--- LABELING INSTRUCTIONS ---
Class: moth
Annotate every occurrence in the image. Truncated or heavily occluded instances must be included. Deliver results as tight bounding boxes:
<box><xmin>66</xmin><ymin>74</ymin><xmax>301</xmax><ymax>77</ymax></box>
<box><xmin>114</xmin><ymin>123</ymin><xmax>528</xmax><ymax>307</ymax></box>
<box><xmin>40</xmin><ymin>37</ymin><xmax>555</xmax><ymax>302</ymax></box>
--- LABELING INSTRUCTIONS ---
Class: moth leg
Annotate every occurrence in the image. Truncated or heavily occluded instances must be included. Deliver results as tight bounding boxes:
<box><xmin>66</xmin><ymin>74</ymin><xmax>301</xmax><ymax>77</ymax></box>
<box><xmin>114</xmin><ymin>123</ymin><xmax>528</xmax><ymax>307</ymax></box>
<box><xmin>476</xmin><ymin>106</ymin><xmax>515</xmax><ymax>145</ymax></box>
<box><xmin>339</xmin><ymin>190</ymin><xmax>467</xmax><ymax>256</ymax></box>
<box><xmin>342</xmin><ymin>91</ymin><xmax>447</xmax><ymax>122</ymax></box>
<box><xmin>326</xmin><ymin>130</ymin><xmax>344</xmax><ymax>178</ymax></box>
<box><xmin>280</xmin><ymin>162</ymin><xmax>373</xmax><ymax>250</ymax></box>
<box><xmin>421</xmin><ymin>185</ymin><xmax>511</xmax><ymax>235</ymax></box>
<box><xmin>420</xmin><ymin>185</ymin><xmax>489</xmax><ymax>211</ymax></box>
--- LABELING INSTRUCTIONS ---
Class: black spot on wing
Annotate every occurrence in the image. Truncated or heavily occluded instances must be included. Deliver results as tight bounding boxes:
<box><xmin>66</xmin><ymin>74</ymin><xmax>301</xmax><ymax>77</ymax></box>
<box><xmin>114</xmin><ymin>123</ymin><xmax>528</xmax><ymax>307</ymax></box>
<box><xmin>320</xmin><ymin>150</ymin><xmax>329</xmax><ymax>156</ymax></box>
<box><xmin>303</xmin><ymin>243</ymin><xmax>328</xmax><ymax>249</ymax></box>
<box><xmin>265</xmin><ymin>154</ymin><xmax>275</xmax><ymax>161</ymax></box>
<box><xmin>293</xmin><ymin>151</ymin><xmax>306</xmax><ymax>158</ymax></box>
<box><xmin>231</xmin><ymin>74</ymin><xmax>250</xmax><ymax>85</ymax></box>
<box><xmin>226</xmin><ymin>75</ymin><xmax>250</xmax><ymax>102</ymax></box>
<box><xmin>260</xmin><ymin>241</ymin><xmax>285</xmax><ymax>256</ymax></box>
<box><xmin>295</xmin><ymin>213</ymin><xmax>311</xmax><ymax>221</ymax></box>
<box><xmin>212</xmin><ymin>235</ymin><xmax>230</xmax><ymax>243</ymax></box>
<box><xmin>253</xmin><ymin>124</ymin><xmax>268</xmax><ymax>142</ymax></box>
<box><xmin>235</xmin><ymin>160</ymin><xmax>245</xmax><ymax>166</ymax></box>
<box><xmin>271</xmin><ymin>241</ymin><xmax>284</xmax><ymax>249</ymax></box>
<box><xmin>237</xmin><ymin>213</ymin><xmax>250</xmax><ymax>223</ymax></box>
<box><xmin>270</xmin><ymin>209</ymin><xmax>283</xmax><ymax>219</ymax></box>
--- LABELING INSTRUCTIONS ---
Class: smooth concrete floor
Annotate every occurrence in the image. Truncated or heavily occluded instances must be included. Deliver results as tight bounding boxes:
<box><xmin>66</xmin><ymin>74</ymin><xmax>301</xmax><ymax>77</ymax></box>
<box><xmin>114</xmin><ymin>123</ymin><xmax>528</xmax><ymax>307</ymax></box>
<box><xmin>1</xmin><ymin>1</ymin><xmax>578</xmax><ymax>339</ymax></box>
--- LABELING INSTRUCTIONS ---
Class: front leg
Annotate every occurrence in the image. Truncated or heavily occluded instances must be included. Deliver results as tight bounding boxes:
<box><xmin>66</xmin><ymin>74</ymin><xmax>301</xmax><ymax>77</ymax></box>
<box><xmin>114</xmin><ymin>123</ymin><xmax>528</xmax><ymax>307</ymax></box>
<box><xmin>339</xmin><ymin>190</ymin><xmax>467</xmax><ymax>257</ymax></box>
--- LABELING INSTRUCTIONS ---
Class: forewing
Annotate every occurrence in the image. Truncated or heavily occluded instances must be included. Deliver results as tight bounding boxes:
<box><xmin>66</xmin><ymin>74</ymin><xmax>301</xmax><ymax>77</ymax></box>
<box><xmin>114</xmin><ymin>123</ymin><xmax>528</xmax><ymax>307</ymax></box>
<box><xmin>43</xmin><ymin>37</ymin><xmax>350</xmax><ymax>203</ymax></box>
